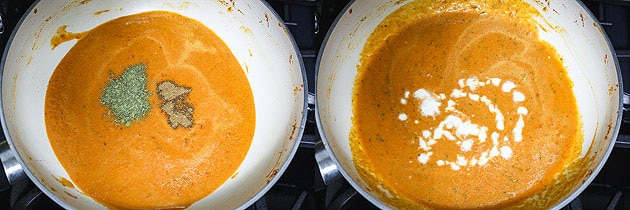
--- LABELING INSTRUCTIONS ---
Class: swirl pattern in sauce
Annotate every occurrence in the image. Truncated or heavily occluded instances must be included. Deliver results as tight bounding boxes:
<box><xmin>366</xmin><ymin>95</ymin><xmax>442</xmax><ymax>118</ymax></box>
<box><xmin>45</xmin><ymin>11</ymin><xmax>255</xmax><ymax>209</ymax></box>
<box><xmin>351</xmin><ymin>1</ymin><xmax>582</xmax><ymax>209</ymax></box>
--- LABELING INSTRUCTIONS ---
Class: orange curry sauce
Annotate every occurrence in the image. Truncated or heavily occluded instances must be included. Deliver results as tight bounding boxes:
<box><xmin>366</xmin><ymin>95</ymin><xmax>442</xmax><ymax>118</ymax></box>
<box><xmin>45</xmin><ymin>11</ymin><xmax>255</xmax><ymax>209</ymax></box>
<box><xmin>351</xmin><ymin>1</ymin><xmax>582</xmax><ymax>209</ymax></box>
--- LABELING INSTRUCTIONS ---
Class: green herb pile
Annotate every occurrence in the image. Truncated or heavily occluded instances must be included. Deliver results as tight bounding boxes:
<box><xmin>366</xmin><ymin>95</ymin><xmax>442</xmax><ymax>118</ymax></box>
<box><xmin>100</xmin><ymin>63</ymin><xmax>151</xmax><ymax>126</ymax></box>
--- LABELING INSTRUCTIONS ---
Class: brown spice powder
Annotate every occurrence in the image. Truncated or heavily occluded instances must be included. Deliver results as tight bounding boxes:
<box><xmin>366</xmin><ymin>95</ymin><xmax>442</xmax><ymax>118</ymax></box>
<box><xmin>157</xmin><ymin>81</ymin><xmax>194</xmax><ymax>129</ymax></box>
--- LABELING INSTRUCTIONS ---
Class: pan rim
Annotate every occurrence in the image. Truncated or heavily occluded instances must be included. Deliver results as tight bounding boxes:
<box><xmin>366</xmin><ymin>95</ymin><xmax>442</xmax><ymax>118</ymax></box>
<box><xmin>549</xmin><ymin>0</ymin><xmax>623</xmax><ymax>209</ymax></box>
<box><xmin>314</xmin><ymin>0</ymin><xmax>391</xmax><ymax>209</ymax></box>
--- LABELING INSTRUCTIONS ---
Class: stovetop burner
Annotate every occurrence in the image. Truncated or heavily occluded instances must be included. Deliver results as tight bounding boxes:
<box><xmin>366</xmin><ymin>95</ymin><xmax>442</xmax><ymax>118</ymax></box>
<box><xmin>0</xmin><ymin>0</ymin><xmax>629</xmax><ymax>209</ymax></box>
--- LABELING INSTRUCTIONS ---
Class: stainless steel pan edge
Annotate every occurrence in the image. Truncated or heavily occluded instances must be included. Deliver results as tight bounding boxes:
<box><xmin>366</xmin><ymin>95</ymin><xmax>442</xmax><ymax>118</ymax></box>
<box><xmin>315</xmin><ymin>0</ymin><xmax>390</xmax><ymax>209</ymax></box>
<box><xmin>550</xmin><ymin>1</ymin><xmax>622</xmax><ymax>208</ymax></box>
<box><xmin>235</xmin><ymin>1</ymin><xmax>310</xmax><ymax>209</ymax></box>
<box><xmin>0</xmin><ymin>0</ymin><xmax>53</xmax><ymax>205</ymax></box>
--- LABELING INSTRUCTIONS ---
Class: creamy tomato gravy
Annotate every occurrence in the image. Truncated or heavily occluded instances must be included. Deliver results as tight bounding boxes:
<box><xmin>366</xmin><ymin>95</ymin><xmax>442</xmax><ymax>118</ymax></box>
<box><xmin>45</xmin><ymin>11</ymin><xmax>255</xmax><ymax>209</ymax></box>
<box><xmin>351</xmin><ymin>1</ymin><xmax>582</xmax><ymax>209</ymax></box>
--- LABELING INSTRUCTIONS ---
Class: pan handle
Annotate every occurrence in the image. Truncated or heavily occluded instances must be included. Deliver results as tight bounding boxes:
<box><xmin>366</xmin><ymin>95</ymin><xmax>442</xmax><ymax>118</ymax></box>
<box><xmin>0</xmin><ymin>139</ymin><xmax>26</xmax><ymax>191</ymax></box>
<box><xmin>623</xmin><ymin>93</ymin><xmax>630</xmax><ymax>123</ymax></box>
<box><xmin>0</xmin><ymin>13</ymin><xmax>4</xmax><ymax>36</ymax></box>
<box><xmin>314</xmin><ymin>141</ymin><xmax>343</xmax><ymax>185</ymax></box>
<box><xmin>310</xmin><ymin>91</ymin><xmax>343</xmax><ymax>185</ymax></box>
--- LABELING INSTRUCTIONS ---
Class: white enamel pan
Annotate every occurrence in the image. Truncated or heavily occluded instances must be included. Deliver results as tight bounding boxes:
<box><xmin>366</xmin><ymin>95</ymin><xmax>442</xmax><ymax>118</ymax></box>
<box><xmin>0</xmin><ymin>0</ymin><xmax>307</xmax><ymax>209</ymax></box>
<box><xmin>316</xmin><ymin>0</ymin><xmax>622</xmax><ymax>209</ymax></box>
